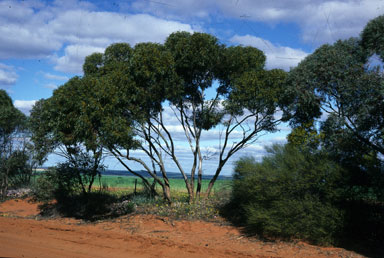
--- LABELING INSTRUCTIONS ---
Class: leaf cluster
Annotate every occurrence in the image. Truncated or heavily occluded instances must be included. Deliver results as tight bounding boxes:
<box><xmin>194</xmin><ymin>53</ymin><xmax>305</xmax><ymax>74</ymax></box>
<box><xmin>0</xmin><ymin>89</ymin><xmax>26</xmax><ymax>139</ymax></box>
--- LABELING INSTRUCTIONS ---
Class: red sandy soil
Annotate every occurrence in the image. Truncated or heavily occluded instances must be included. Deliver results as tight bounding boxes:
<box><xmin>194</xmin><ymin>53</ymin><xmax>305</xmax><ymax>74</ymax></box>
<box><xmin>0</xmin><ymin>198</ymin><xmax>365</xmax><ymax>258</ymax></box>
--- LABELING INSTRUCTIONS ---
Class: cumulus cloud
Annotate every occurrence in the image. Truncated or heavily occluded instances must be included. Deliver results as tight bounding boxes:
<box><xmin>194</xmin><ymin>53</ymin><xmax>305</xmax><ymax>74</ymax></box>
<box><xmin>0</xmin><ymin>63</ymin><xmax>18</xmax><ymax>88</ymax></box>
<box><xmin>130</xmin><ymin>0</ymin><xmax>383</xmax><ymax>46</ymax></box>
<box><xmin>53</xmin><ymin>44</ymin><xmax>105</xmax><ymax>73</ymax></box>
<box><xmin>50</xmin><ymin>11</ymin><xmax>193</xmax><ymax>73</ymax></box>
<box><xmin>14</xmin><ymin>100</ymin><xmax>36</xmax><ymax>115</ymax></box>
<box><xmin>50</xmin><ymin>11</ymin><xmax>193</xmax><ymax>46</ymax></box>
<box><xmin>230</xmin><ymin>34</ymin><xmax>309</xmax><ymax>70</ymax></box>
<box><xmin>0</xmin><ymin>24</ymin><xmax>62</xmax><ymax>59</ymax></box>
<box><xmin>0</xmin><ymin>1</ymin><xmax>62</xmax><ymax>59</ymax></box>
<box><xmin>0</xmin><ymin>1</ymin><xmax>194</xmax><ymax>74</ymax></box>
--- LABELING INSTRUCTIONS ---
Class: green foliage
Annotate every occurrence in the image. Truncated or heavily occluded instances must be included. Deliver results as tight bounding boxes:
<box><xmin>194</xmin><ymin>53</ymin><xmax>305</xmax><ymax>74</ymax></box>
<box><xmin>6</xmin><ymin>150</ymin><xmax>33</xmax><ymax>188</ymax></box>
<box><xmin>226</xmin><ymin>69</ymin><xmax>286</xmax><ymax>117</ymax></box>
<box><xmin>361</xmin><ymin>15</ymin><xmax>384</xmax><ymax>60</ymax></box>
<box><xmin>0</xmin><ymin>90</ymin><xmax>26</xmax><ymax>137</ymax></box>
<box><xmin>0</xmin><ymin>90</ymin><xmax>31</xmax><ymax>198</ymax></box>
<box><xmin>134</xmin><ymin>190</ymin><xmax>230</xmax><ymax>221</ymax></box>
<box><xmin>29</xmin><ymin>76</ymin><xmax>105</xmax><ymax>187</ymax></box>
<box><xmin>219</xmin><ymin>46</ymin><xmax>265</xmax><ymax>86</ymax></box>
<box><xmin>32</xmin><ymin>168</ymin><xmax>134</xmax><ymax>220</ymax></box>
<box><xmin>0</xmin><ymin>90</ymin><xmax>25</xmax><ymax>151</ymax></box>
<box><xmin>283</xmin><ymin>18</ymin><xmax>384</xmax><ymax>157</ymax></box>
<box><xmin>38</xmin><ymin>30</ymin><xmax>287</xmax><ymax>201</ymax></box>
<box><xmin>83</xmin><ymin>53</ymin><xmax>104</xmax><ymax>76</ymax></box>
<box><xmin>287</xmin><ymin>121</ymin><xmax>323</xmax><ymax>149</ymax></box>
<box><xmin>32</xmin><ymin>158</ymin><xmax>102</xmax><ymax>203</ymax></box>
<box><xmin>31</xmin><ymin>165</ymin><xmax>80</xmax><ymax>203</ymax></box>
<box><xmin>230</xmin><ymin>145</ymin><xmax>345</xmax><ymax>245</ymax></box>
<box><xmin>281</xmin><ymin>17</ymin><xmax>384</xmax><ymax>252</ymax></box>
<box><xmin>31</xmin><ymin>168</ymin><xmax>58</xmax><ymax>202</ymax></box>
<box><xmin>165</xmin><ymin>31</ymin><xmax>221</xmax><ymax>96</ymax></box>
<box><xmin>28</xmin><ymin>99</ymin><xmax>54</xmax><ymax>164</ymax></box>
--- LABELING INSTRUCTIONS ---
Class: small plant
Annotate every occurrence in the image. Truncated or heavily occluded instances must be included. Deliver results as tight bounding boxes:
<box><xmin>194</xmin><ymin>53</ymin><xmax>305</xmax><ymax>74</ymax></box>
<box><xmin>110</xmin><ymin>200</ymin><xmax>135</xmax><ymax>216</ymax></box>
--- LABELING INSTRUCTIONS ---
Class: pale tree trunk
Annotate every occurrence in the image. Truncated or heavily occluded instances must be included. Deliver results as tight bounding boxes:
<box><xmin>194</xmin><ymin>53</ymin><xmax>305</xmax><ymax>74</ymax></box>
<box><xmin>206</xmin><ymin>162</ymin><xmax>225</xmax><ymax>197</ymax></box>
<box><xmin>161</xmin><ymin>178</ymin><xmax>172</xmax><ymax>203</ymax></box>
<box><xmin>195</xmin><ymin>145</ymin><xmax>203</xmax><ymax>199</ymax></box>
<box><xmin>188</xmin><ymin>153</ymin><xmax>197</xmax><ymax>202</ymax></box>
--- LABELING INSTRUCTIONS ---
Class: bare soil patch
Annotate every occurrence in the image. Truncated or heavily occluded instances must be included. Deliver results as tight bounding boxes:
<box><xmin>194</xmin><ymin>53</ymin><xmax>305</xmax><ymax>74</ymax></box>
<box><xmin>0</xmin><ymin>198</ymin><xmax>365</xmax><ymax>258</ymax></box>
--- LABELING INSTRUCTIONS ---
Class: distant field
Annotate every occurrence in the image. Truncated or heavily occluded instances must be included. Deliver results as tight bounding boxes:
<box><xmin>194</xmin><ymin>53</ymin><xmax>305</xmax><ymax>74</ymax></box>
<box><xmin>32</xmin><ymin>169</ymin><xmax>232</xmax><ymax>194</ymax></box>
<box><xmin>98</xmin><ymin>175</ymin><xmax>232</xmax><ymax>193</ymax></box>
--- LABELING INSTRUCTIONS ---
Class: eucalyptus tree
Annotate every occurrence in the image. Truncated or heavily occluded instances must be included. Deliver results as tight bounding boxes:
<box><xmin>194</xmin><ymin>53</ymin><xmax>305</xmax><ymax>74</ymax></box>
<box><xmin>82</xmin><ymin>42</ymin><xmax>179</xmax><ymax>200</ymax></box>
<box><xmin>283</xmin><ymin>37</ymin><xmax>384</xmax><ymax>157</ymax></box>
<box><xmin>207</xmin><ymin>49</ymin><xmax>286</xmax><ymax>195</ymax></box>
<box><xmin>80</xmin><ymin>32</ymin><xmax>287</xmax><ymax>202</ymax></box>
<box><xmin>30</xmin><ymin>77</ymin><xmax>106</xmax><ymax>194</ymax></box>
<box><xmin>0</xmin><ymin>90</ymin><xmax>28</xmax><ymax>198</ymax></box>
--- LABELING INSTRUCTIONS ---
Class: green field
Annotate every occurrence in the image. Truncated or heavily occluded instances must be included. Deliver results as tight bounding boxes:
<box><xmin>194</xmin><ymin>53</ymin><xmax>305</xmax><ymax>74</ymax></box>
<box><xmin>97</xmin><ymin>175</ymin><xmax>232</xmax><ymax>194</ymax></box>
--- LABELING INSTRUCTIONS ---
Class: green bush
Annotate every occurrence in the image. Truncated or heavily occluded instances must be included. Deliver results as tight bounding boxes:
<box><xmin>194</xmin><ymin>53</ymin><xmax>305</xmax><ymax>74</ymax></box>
<box><xmin>230</xmin><ymin>144</ymin><xmax>345</xmax><ymax>245</ymax></box>
<box><xmin>32</xmin><ymin>166</ymin><xmax>135</xmax><ymax>220</ymax></box>
<box><xmin>31</xmin><ymin>168</ymin><xmax>59</xmax><ymax>202</ymax></box>
<box><xmin>32</xmin><ymin>164</ymin><xmax>82</xmax><ymax>203</ymax></box>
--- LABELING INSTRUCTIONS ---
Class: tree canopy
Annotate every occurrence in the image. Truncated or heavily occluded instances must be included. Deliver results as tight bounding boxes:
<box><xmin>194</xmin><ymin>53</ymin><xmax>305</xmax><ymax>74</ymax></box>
<box><xmin>32</xmin><ymin>32</ymin><xmax>286</xmax><ymax>202</ymax></box>
<box><xmin>283</xmin><ymin>36</ymin><xmax>384</xmax><ymax>157</ymax></box>
<box><xmin>283</xmin><ymin>15</ymin><xmax>384</xmax><ymax>204</ymax></box>
<box><xmin>30</xmin><ymin>77</ymin><xmax>106</xmax><ymax>194</ymax></box>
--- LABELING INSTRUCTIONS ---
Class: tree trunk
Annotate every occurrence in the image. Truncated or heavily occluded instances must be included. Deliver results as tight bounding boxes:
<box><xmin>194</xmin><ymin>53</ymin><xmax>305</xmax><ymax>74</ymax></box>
<box><xmin>196</xmin><ymin>154</ymin><xmax>203</xmax><ymax>199</ymax></box>
<box><xmin>206</xmin><ymin>162</ymin><xmax>224</xmax><ymax>197</ymax></box>
<box><xmin>188</xmin><ymin>154</ymin><xmax>197</xmax><ymax>203</ymax></box>
<box><xmin>162</xmin><ymin>181</ymin><xmax>172</xmax><ymax>203</ymax></box>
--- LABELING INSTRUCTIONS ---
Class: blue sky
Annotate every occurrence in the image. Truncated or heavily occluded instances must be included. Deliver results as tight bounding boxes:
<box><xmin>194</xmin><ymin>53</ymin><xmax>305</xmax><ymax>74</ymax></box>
<box><xmin>1</xmin><ymin>0</ymin><xmax>383</xmax><ymax>175</ymax></box>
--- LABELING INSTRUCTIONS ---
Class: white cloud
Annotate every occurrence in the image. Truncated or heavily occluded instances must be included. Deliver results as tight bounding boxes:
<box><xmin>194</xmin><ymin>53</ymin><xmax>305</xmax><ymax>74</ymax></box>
<box><xmin>14</xmin><ymin>100</ymin><xmax>36</xmax><ymax>115</ymax></box>
<box><xmin>44</xmin><ymin>83</ymin><xmax>58</xmax><ymax>89</ymax></box>
<box><xmin>53</xmin><ymin>44</ymin><xmax>105</xmax><ymax>73</ymax></box>
<box><xmin>130</xmin><ymin>0</ymin><xmax>383</xmax><ymax>46</ymax></box>
<box><xmin>230</xmin><ymin>34</ymin><xmax>309</xmax><ymax>70</ymax></box>
<box><xmin>130</xmin><ymin>0</ymin><xmax>213</xmax><ymax>21</ymax></box>
<box><xmin>50</xmin><ymin>11</ymin><xmax>194</xmax><ymax>73</ymax></box>
<box><xmin>0</xmin><ymin>1</ymin><xmax>194</xmax><ymax>74</ymax></box>
<box><xmin>0</xmin><ymin>24</ymin><xmax>62</xmax><ymax>59</ymax></box>
<box><xmin>0</xmin><ymin>63</ymin><xmax>18</xmax><ymax>88</ymax></box>
<box><xmin>43</xmin><ymin>72</ymin><xmax>68</xmax><ymax>81</ymax></box>
<box><xmin>50</xmin><ymin>11</ymin><xmax>194</xmax><ymax>46</ymax></box>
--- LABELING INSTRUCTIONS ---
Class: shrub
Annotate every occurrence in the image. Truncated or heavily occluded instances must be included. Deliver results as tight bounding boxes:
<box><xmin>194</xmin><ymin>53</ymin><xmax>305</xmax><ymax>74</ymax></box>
<box><xmin>32</xmin><ymin>167</ymin><xmax>135</xmax><ymax>220</ymax></box>
<box><xmin>32</xmin><ymin>164</ymin><xmax>82</xmax><ymax>203</ymax></box>
<box><xmin>31</xmin><ymin>168</ymin><xmax>59</xmax><ymax>202</ymax></box>
<box><xmin>230</xmin><ymin>144</ymin><xmax>345</xmax><ymax>245</ymax></box>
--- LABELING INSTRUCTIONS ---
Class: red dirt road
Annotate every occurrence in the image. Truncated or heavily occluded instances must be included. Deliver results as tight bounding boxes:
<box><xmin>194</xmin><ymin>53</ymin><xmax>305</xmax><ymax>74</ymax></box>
<box><xmin>0</xmin><ymin>199</ymin><xmax>364</xmax><ymax>258</ymax></box>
